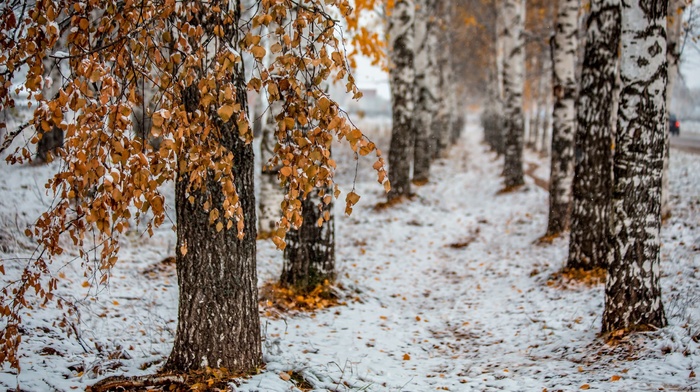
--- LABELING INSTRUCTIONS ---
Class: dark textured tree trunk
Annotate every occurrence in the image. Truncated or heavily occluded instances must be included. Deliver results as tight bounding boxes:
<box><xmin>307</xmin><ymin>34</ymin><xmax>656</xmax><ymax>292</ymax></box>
<box><xmin>281</xmin><ymin>187</ymin><xmax>335</xmax><ymax>293</ymax></box>
<box><xmin>387</xmin><ymin>0</ymin><xmax>416</xmax><ymax>201</ymax></box>
<box><xmin>545</xmin><ymin>0</ymin><xmax>579</xmax><ymax>237</ymax></box>
<box><xmin>602</xmin><ymin>0</ymin><xmax>667</xmax><ymax>333</ymax></box>
<box><xmin>167</xmin><ymin>141</ymin><xmax>261</xmax><ymax>372</ymax></box>
<box><xmin>566</xmin><ymin>0</ymin><xmax>620</xmax><ymax>270</ymax></box>
<box><xmin>501</xmin><ymin>0</ymin><xmax>526</xmax><ymax>188</ymax></box>
<box><xmin>165</xmin><ymin>0</ymin><xmax>262</xmax><ymax>372</ymax></box>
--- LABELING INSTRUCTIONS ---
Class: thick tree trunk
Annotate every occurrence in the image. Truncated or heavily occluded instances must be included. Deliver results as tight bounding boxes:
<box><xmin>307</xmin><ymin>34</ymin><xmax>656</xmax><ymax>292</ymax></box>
<box><xmin>602</xmin><ymin>0</ymin><xmax>668</xmax><ymax>333</ymax></box>
<box><xmin>167</xmin><ymin>123</ymin><xmax>262</xmax><ymax>372</ymax></box>
<box><xmin>662</xmin><ymin>0</ymin><xmax>685</xmax><ymax>219</ymax></box>
<box><xmin>387</xmin><ymin>0</ymin><xmax>416</xmax><ymax>201</ymax></box>
<box><xmin>501</xmin><ymin>0</ymin><xmax>526</xmax><ymax>188</ymax></box>
<box><xmin>165</xmin><ymin>1</ymin><xmax>262</xmax><ymax>372</ymax></box>
<box><xmin>545</xmin><ymin>0</ymin><xmax>579</xmax><ymax>237</ymax></box>
<box><xmin>413</xmin><ymin>0</ymin><xmax>438</xmax><ymax>184</ymax></box>
<box><xmin>566</xmin><ymin>0</ymin><xmax>620</xmax><ymax>270</ymax></box>
<box><xmin>281</xmin><ymin>187</ymin><xmax>335</xmax><ymax>293</ymax></box>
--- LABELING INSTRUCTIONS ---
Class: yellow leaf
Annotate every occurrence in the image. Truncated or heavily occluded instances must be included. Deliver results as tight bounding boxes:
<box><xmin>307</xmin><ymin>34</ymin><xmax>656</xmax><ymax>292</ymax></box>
<box><xmin>251</xmin><ymin>46</ymin><xmax>266</xmax><ymax>59</ymax></box>
<box><xmin>580</xmin><ymin>385</ymin><xmax>590</xmax><ymax>390</ymax></box>
<box><xmin>611</xmin><ymin>375</ymin><xmax>621</xmax><ymax>381</ymax></box>
<box><xmin>280</xmin><ymin>166</ymin><xmax>292</xmax><ymax>177</ymax></box>
<box><xmin>81</xmin><ymin>281</ymin><xmax>89</xmax><ymax>288</ymax></box>
<box><xmin>346</xmin><ymin>191</ymin><xmax>360</xmax><ymax>205</ymax></box>
<box><xmin>180</xmin><ymin>242</ymin><xmax>188</xmax><ymax>256</ymax></box>
<box><xmin>216</xmin><ymin>222</ymin><xmax>224</xmax><ymax>232</ymax></box>
<box><xmin>217</xmin><ymin>104</ymin><xmax>235</xmax><ymax>122</ymax></box>
<box><xmin>113</xmin><ymin>300</ymin><xmax>119</xmax><ymax>306</ymax></box>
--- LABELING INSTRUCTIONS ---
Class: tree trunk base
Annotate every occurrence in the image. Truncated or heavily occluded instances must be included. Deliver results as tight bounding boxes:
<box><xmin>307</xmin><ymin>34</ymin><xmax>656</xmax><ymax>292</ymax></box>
<box><xmin>89</xmin><ymin>371</ymin><xmax>241</xmax><ymax>392</ymax></box>
<box><xmin>88</xmin><ymin>374</ymin><xmax>187</xmax><ymax>392</ymax></box>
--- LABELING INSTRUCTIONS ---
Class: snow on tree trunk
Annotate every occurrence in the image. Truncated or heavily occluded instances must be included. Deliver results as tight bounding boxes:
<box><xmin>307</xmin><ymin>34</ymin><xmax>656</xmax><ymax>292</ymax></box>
<box><xmin>413</xmin><ymin>0</ymin><xmax>439</xmax><ymax>184</ymax></box>
<box><xmin>662</xmin><ymin>0</ymin><xmax>685</xmax><ymax>219</ymax></box>
<box><xmin>545</xmin><ymin>0</ymin><xmax>579</xmax><ymax>237</ymax></box>
<box><xmin>567</xmin><ymin>0</ymin><xmax>620</xmax><ymax>270</ymax></box>
<box><xmin>165</xmin><ymin>3</ymin><xmax>262</xmax><ymax>372</ymax></box>
<box><xmin>258</xmin><ymin>101</ymin><xmax>284</xmax><ymax>235</ymax></box>
<box><xmin>387</xmin><ymin>0</ymin><xmax>416</xmax><ymax>201</ymax></box>
<box><xmin>602</xmin><ymin>0</ymin><xmax>667</xmax><ymax>333</ymax></box>
<box><xmin>501</xmin><ymin>0</ymin><xmax>526</xmax><ymax>188</ymax></box>
<box><xmin>281</xmin><ymin>186</ymin><xmax>335</xmax><ymax>293</ymax></box>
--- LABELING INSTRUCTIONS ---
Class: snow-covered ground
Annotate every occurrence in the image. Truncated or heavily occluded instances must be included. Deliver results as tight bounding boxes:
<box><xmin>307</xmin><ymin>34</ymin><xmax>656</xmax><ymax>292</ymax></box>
<box><xmin>1</xmin><ymin>115</ymin><xmax>698</xmax><ymax>391</ymax></box>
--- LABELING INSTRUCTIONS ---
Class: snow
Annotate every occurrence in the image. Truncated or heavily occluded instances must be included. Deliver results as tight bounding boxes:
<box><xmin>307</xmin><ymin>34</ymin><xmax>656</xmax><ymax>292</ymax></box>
<box><xmin>1</xmin><ymin>114</ymin><xmax>699</xmax><ymax>391</ymax></box>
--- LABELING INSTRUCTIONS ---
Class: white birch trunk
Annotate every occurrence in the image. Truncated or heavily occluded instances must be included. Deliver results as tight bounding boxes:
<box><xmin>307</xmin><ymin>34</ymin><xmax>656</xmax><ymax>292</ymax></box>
<box><xmin>413</xmin><ymin>0</ymin><xmax>439</xmax><ymax>183</ymax></box>
<box><xmin>602</xmin><ymin>0</ymin><xmax>667</xmax><ymax>332</ymax></box>
<box><xmin>545</xmin><ymin>0</ymin><xmax>579</xmax><ymax>236</ymax></box>
<box><xmin>501</xmin><ymin>0</ymin><xmax>526</xmax><ymax>188</ymax></box>
<box><xmin>387</xmin><ymin>0</ymin><xmax>416</xmax><ymax>200</ymax></box>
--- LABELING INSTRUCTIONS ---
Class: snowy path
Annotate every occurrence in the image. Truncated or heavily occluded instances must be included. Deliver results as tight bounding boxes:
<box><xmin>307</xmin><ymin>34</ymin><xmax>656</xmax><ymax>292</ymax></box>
<box><xmin>251</xmin><ymin>121</ymin><xmax>699</xmax><ymax>391</ymax></box>
<box><xmin>1</xmin><ymin>117</ymin><xmax>698</xmax><ymax>391</ymax></box>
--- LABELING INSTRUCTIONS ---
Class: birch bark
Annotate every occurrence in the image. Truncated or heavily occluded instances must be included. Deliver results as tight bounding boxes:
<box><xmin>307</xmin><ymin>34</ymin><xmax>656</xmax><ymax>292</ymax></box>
<box><xmin>545</xmin><ymin>0</ymin><xmax>579</xmax><ymax>236</ymax></box>
<box><xmin>602</xmin><ymin>0</ymin><xmax>667</xmax><ymax>332</ymax></box>
<box><xmin>387</xmin><ymin>0</ymin><xmax>416</xmax><ymax>201</ymax></box>
<box><xmin>413</xmin><ymin>0</ymin><xmax>439</xmax><ymax>184</ymax></box>
<box><xmin>567</xmin><ymin>0</ymin><xmax>620</xmax><ymax>270</ymax></box>
<box><xmin>501</xmin><ymin>0</ymin><xmax>526</xmax><ymax>188</ymax></box>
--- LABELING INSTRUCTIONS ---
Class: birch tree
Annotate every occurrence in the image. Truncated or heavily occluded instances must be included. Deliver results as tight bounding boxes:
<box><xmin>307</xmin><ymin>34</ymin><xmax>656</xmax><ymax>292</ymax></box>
<box><xmin>501</xmin><ymin>0</ymin><xmax>526</xmax><ymax>189</ymax></box>
<box><xmin>482</xmin><ymin>0</ymin><xmax>505</xmax><ymax>155</ymax></box>
<box><xmin>544</xmin><ymin>0</ymin><xmax>579</xmax><ymax>238</ymax></box>
<box><xmin>602</xmin><ymin>0</ymin><xmax>668</xmax><ymax>333</ymax></box>
<box><xmin>387</xmin><ymin>0</ymin><xmax>416</xmax><ymax>201</ymax></box>
<box><xmin>567</xmin><ymin>0</ymin><xmax>620</xmax><ymax>270</ymax></box>
<box><xmin>413</xmin><ymin>0</ymin><xmax>439</xmax><ymax>184</ymax></box>
<box><xmin>434</xmin><ymin>0</ymin><xmax>458</xmax><ymax>157</ymax></box>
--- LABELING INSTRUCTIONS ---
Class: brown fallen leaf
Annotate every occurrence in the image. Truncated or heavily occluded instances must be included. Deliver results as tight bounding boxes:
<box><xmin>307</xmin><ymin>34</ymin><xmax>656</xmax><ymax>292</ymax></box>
<box><xmin>580</xmin><ymin>384</ymin><xmax>590</xmax><ymax>390</ymax></box>
<box><xmin>279</xmin><ymin>371</ymin><xmax>291</xmax><ymax>381</ymax></box>
<box><xmin>402</xmin><ymin>353</ymin><xmax>411</xmax><ymax>361</ymax></box>
<box><xmin>611</xmin><ymin>375</ymin><xmax>621</xmax><ymax>381</ymax></box>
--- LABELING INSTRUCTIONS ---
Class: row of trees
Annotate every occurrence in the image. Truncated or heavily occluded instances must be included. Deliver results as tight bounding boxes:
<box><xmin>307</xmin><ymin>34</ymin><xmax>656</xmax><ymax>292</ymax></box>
<box><xmin>479</xmin><ymin>0</ymin><xmax>687</xmax><ymax>333</ymax></box>
<box><xmin>0</xmin><ymin>0</ymin><xmax>691</xmax><ymax>385</ymax></box>
<box><xmin>385</xmin><ymin>0</ymin><xmax>464</xmax><ymax>201</ymax></box>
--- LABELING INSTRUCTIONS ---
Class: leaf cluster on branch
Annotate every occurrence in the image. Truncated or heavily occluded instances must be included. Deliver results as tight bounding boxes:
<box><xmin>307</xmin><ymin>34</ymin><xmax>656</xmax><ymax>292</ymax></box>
<box><xmin>0</xmin><ymin>0</ymin><xmax>389</xmax><ymax>370</ymax></box>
